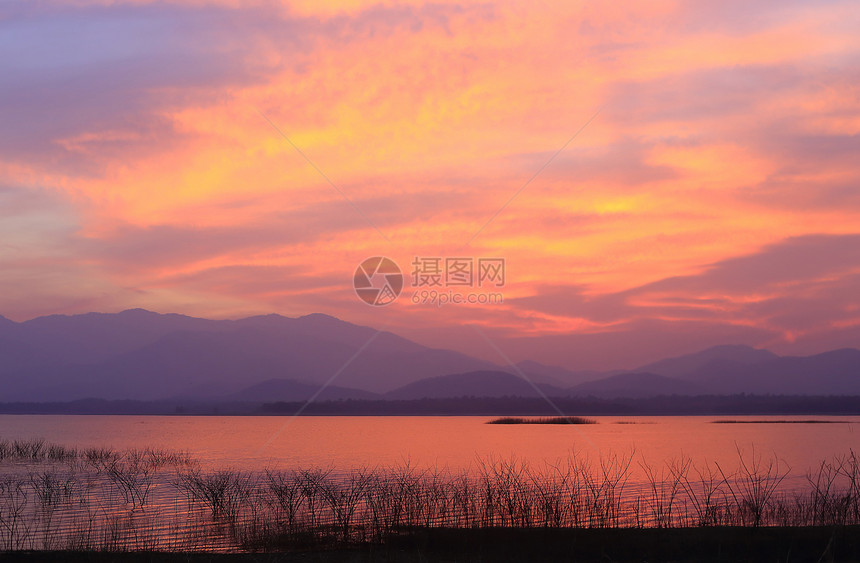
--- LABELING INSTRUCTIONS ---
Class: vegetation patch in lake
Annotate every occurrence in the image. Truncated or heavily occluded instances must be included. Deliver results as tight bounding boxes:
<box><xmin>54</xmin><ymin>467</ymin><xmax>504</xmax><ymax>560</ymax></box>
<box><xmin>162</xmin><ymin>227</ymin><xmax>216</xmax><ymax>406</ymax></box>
<box><xmin>486</xmin><ymin>416</ymin><xmax>597</xmax><ymax>425</ymax></box>
<box><xmin>613</xmin><ymin>421</ymin><xmax>657</xmax><ymax>425</ymax></box>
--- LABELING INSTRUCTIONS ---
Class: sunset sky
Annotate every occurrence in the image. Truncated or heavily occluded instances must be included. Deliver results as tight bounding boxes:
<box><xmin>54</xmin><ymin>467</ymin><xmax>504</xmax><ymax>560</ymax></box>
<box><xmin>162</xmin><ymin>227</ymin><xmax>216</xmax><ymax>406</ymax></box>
<box><xmin>1</xmin><ymin>0</ymin><xmax>859</xmax><ymax>369</ymax></box>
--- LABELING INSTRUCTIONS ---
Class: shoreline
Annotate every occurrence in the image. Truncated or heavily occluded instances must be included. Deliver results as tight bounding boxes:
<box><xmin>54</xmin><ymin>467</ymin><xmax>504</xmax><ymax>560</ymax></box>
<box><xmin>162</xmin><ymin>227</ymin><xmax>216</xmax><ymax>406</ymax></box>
<box><xmin>2</xmin><ymin>394</ymin><xmax>860</xmax><ymax>416</ymax></box>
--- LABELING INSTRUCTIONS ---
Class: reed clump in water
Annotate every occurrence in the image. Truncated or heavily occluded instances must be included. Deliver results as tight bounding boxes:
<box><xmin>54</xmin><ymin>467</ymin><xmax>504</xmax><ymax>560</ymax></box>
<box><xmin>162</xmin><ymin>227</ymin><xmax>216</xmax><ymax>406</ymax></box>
<box><xmin>4</xmin><ymin>437</ymin><xmax>860</xmax><ymax>553</ymax></box>
<box><xmin>0</xmin><ymin>439</ymin><xmax>77</xmax><ymax>463</ymax></box>
<box><xmin>1</xmin><ymin>437</ymin><xmax>197</xmax><ymax>551</ymax></box>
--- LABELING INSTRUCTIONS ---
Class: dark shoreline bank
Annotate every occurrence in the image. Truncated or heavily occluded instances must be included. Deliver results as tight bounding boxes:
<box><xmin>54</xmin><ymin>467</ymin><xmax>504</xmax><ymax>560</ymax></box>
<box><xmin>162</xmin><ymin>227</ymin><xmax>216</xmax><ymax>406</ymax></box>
<box><xmin>3</xmin><ymin>526</ymin><xmax>859</xmax><ymax>562</ymax></box>
<box><xmin>1</xmin><ymin>395</ymin><xmax>860</xmax><ymax>417</ymax></box>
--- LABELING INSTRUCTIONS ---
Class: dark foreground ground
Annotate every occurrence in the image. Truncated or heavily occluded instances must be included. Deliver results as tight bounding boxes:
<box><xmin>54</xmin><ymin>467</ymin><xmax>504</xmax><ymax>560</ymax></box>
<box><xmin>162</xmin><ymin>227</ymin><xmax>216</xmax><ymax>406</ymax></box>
<box><xmin>3</xmin><ymin>526</ymin><xmax>860</xmax><ymax>563</ymax></box>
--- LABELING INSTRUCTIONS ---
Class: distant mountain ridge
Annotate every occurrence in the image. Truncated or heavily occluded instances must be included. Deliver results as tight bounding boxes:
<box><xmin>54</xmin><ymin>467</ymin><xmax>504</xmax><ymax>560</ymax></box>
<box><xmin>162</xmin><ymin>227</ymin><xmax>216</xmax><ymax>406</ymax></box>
<box><xmin>0</xmin><ymin>310</ymin><xmax>858</xmax><ymax>401</ymax></box>
<box><xmin>383</xmin><ymin>344</ymin><xmax>860</xmax><ymax>399</ymax></box>
<box><xmin>634</xmin><ymin>344</ymin><xmax>779</xmax><ymax>378</ymax></box>
<box><xmin>0</xmin><ymin>309</ymin><xmax>497</xmax><ymax>400</ymax></box>
<box><xmin>567</xmin><ymin>372</ymin><xmax>706</xmax><ymax>398</ymax></box>
<box><xmin>688</xmin><ymin>348</ymin><xmax>860</xmax><ymax>395</ymax></box>
<box><xmin>229</xmin><ymin>378</ymin><xmax>379</xmax><ymax>402</ymax></box>
<box><xmin>386</xmin><ymin>370</ymin><xmax>566</xmax><ymax>400</ymax></box>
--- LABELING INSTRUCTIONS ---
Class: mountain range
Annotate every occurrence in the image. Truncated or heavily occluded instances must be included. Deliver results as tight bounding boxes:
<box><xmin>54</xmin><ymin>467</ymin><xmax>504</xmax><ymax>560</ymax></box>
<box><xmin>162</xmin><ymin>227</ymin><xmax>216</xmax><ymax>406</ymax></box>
<box><xmin>0</xmin><ymin>309</ymin><xmax>858</xmax><ymax>402</ymax></box>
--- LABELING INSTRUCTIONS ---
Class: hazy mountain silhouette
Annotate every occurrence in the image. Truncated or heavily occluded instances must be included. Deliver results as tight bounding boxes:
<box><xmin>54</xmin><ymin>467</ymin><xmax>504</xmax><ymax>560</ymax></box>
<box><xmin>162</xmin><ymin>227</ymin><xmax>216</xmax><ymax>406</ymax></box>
<box><xmin>229</xmin><ymin>378</ymin><xmax>379</xmax><ymax>402</ymax></box>
<box><xmin>568</xmin><ymin>372</ymin><xmax>706</xmax><ymax>398</ymax></box>
<box><xmin>370</xmin><ymin>345</ymin><xmax>860</xmax><ymax>399</ymax></box>
<box><xmin>634</xmin><ymin>344</ymin><xmax>778</xmax><ymax>378</ymax></box>
<box><xmin>513</xmin><ymin>360</ymin><xmax>609</xmax><ymax>387</ymax></box>
<box><xmin>386</xmin><ymin>370</ymin><xmax>566</xmax><ymax>399</ymax></box>
<box><xmin>2</xmin><ymin>310</ymin><xmax>859</xmax><ymax>401</ymax></box>
<box><xmin>689</xmin><ymin>348</ymin><xmax>860</xmax><ymax>394</ymax></box>
<box><xmin>0</xmin><ymin>310</ymin><xmax>496</xmax><ymax>400</ymax></box>
<box><xmin>390</xmin><ymin>370</ymin><xmax>704</xmax><ymax>400</ymax></box>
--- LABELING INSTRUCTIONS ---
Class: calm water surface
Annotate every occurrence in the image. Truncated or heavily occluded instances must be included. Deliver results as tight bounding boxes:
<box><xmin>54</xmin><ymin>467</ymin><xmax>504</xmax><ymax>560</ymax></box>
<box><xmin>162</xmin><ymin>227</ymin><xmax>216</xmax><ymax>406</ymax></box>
<box><xmin>4</xmin><ymin>414</ymin><xmax>858</xmax><ymax>550</ymax></box>
<box><xmin>2</xmin><ymin>415</ymin><xmax>858</xmax><ymax>478</ymax></box>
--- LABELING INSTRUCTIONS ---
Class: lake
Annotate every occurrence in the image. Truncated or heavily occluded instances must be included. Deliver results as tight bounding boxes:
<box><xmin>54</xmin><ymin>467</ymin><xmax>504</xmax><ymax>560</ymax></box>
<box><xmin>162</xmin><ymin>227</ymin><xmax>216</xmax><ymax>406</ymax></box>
<box><xmin>2</xmin><ymin>414</ymin><xmax>858</xmax><ymax>479</ymax></box>
<box><xmin>3</xmin><ymin>414</ymin><xmax>860</xmax><ymax>551</ymax></box>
